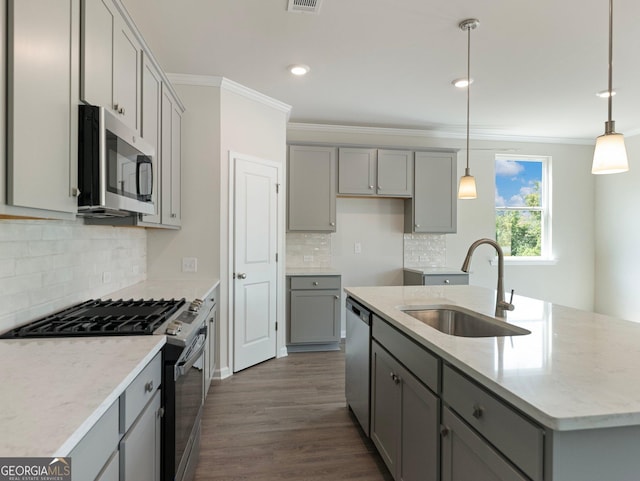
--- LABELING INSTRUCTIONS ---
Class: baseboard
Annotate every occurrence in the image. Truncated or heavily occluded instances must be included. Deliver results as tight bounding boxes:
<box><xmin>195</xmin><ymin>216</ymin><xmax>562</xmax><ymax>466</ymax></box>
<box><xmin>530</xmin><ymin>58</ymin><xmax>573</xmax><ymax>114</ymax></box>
<box><xmin>278</xmin><ymin>346</ymin><xmax>289</xmax><ymax>358</ymax></box>
<box><xmin>214</xmin><ymin>366</ymin><xmax>232</xmax><ymax>380</ymax></box>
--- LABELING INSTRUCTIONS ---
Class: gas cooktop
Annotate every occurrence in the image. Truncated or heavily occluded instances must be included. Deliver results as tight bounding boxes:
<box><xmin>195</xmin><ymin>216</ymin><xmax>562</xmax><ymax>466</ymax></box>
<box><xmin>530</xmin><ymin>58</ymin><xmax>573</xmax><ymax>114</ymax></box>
<box><xmin>0</xmin><ymin>298</ymin><xmax>186</xmax><ymax>339</ymax></box>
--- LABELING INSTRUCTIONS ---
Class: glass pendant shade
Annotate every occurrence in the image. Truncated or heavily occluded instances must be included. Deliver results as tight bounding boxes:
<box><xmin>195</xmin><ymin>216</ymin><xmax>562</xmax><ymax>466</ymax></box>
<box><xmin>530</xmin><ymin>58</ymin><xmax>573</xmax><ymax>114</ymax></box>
<box><xmin>592</xmin><ymin>132</ymin><xmax>629</xmax><ymax>174</ymax></box>
<box><xmin>458</xmin><ymin>169</ymin><xmax>477</xmax><ymax>199</ymax></box>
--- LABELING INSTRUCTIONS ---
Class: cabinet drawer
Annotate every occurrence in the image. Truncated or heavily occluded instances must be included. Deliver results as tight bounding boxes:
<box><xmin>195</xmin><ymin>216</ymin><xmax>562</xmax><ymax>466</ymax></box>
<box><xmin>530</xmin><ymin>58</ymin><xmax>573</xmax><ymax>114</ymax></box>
<box><xmin>423</xmin><ymin>274</ymin><xmax>468</xmax><ymax>286</ymax></box>
<box><xmin>69</xmin><ymin>400</ymin><xmax>119</xmax><ymax>481</ymax></box>
<box><xmin>120</xmin><ymin>352</ymin><xmax>161</xmax><ymax>432</ymax></box>
<box><xmin>442</xmin><ymin>365</ymin><xmax>544</xmax><ymax>481</ymax></box>
<box><xmin>290</xmin><ymin>276</ymin><xmax>341</xmax><ymax>290</ymax></box>
<box><xmin>372</xmin><ymin>315</ymin><xmax>439</xmax><ymax>393</ymax></box>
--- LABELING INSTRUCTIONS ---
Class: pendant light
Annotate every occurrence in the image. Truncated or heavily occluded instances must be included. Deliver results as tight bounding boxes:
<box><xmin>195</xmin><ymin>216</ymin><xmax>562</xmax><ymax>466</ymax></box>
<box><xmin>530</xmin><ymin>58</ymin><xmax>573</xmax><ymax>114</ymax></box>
<box><xmin>458</xmin><ymin>19</ymin><xmax>479</xmax><ymax>199</ymax></box>
<box><xmin>592</xmin><ymin>0</ymin><xmax>629</xmax><ymax>174</ymax></box>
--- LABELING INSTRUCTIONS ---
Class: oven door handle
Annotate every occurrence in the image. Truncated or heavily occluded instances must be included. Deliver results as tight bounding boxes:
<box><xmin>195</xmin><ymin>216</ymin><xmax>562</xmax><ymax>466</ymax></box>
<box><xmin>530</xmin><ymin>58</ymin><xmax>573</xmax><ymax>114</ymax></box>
<box><xmin>175</xmin><ymin>334</ymin><xmax>206</xmax><ymax>380</ymax></box>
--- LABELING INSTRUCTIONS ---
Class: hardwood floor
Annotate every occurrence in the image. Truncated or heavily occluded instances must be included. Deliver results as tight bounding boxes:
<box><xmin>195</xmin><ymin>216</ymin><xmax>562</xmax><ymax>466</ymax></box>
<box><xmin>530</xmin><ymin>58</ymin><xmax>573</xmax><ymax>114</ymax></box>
<box><xmin>195</xmin><ymin>349</ymin><xmax>392</xmax><ymax>481</ymax></box>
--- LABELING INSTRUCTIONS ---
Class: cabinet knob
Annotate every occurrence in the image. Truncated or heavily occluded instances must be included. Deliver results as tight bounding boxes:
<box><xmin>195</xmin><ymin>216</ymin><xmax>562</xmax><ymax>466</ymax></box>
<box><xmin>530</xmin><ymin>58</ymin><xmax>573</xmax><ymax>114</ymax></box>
<box><xmin>330</xmin><ymin>222</ymin><xmax>335</xmax><ymax>226</ymax></box>
<box><xmin>415</xmin><ymin>224</ymin><xmax>421</xmax><ymax>228</ymax></box>
<box><xmin>334</xmin><ymin>295</ymin><xmax>339</xmax><ymax>300</ymax></box>
<box><xmin>472</xmin><ymin>405</ymin><xmax>484</xmax><ymax>419</ymax></box>
<box><xmin>440</xmin><ymin>425</ymin><xmax>450</xmax><ymax>438</ymax></box>
<box><xmin>71</xmin><ymin>187</ymin><xmax>81</xmax><ymax>197</ymax></box>
<box><xmin>144</xmin><ymin>381</ymin><xmax>154</xmax><ymax>393</ymax></box>
<box><xmin>171</xmin><ymin>213</ymin><xmax>177</xmax><ymax>218</ymax></box>
<box><xmin>444</xmin><ymin>279</ymin><xmax>450</xmax><ymax>285</ymax></box>
<box><xmin>313</xmin><ymin>281</ymin><xmax>319</xmax><ymax>286</ymax></box>
<box><xmin>390</xmin><ymin>372</ymin><xmax>401</xmax><ymax>384</ymax></box>
<box><xmin>368</xmin><ymin>185</ymin><xmax>374</xmax><ymax>189</ymax></box>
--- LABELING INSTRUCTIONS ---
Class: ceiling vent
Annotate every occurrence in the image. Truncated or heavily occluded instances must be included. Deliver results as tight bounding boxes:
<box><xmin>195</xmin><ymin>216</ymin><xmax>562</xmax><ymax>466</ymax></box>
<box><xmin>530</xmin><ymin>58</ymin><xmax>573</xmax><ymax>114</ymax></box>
<box><xmin>287</xmin><ymin>0</ymin><xmax>322</xmax><ymax>14</ymax></box>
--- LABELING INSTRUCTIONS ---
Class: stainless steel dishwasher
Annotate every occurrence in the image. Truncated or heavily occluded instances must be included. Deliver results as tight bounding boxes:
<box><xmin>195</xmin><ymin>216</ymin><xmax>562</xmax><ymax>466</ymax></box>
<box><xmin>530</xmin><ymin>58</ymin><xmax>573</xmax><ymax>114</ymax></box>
<box><xmin>345</xmin><ymin>297</ymin><xmax>372</xmax><ymax>436</ymax></box>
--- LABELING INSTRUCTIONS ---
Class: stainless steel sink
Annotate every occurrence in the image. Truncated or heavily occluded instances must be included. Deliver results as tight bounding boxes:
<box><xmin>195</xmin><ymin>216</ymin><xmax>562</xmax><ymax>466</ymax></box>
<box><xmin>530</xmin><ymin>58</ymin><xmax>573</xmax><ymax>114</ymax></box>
<box><xmin>402</xmin><ymin>308</ymin><xmax>530</xmax><ymax>337</ymax></box>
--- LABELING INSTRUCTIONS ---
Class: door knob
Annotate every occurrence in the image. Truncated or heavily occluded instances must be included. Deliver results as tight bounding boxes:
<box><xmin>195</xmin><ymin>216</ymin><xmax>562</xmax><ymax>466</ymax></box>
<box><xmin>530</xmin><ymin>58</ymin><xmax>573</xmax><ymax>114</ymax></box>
<box><xmin>237</xmin><ymin>273</ymin><xmax>247</xmax><ymax>279</ymax></box>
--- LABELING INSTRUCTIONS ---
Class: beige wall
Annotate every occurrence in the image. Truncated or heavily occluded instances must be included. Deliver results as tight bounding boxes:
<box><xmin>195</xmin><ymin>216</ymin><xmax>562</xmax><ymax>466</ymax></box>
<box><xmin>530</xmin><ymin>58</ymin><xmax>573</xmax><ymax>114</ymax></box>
<box><xmin>594</xmin><ymin>134</ymin><xmax>640</xmax><ymax>321</ymax></box>
<box><xmin>148</xmin><ymin>79</ymin><xmax>289</xmax><ymax>377</ymax></box>
<box><xmin>288</xmin><ymin>126</ymin><xmax>596</xmax><ymax>311</ymax></box>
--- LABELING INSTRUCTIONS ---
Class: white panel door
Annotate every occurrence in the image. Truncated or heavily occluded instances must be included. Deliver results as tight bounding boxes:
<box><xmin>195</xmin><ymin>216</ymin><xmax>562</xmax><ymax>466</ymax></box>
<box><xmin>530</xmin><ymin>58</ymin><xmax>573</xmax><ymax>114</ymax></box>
<box><xmin>233</xmin><ymin>155</ymin><xmax>279</xmax><ymax>372</ymax></box>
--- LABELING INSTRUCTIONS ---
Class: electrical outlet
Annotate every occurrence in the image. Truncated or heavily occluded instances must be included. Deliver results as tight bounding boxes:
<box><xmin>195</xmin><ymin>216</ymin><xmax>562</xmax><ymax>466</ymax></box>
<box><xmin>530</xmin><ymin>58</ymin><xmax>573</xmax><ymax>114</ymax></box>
<box><xmin>102</xmin><ymin>271</ymin><xmax>112</xmax><ymax>284</ymax></box>
<box><xmin>182</xmin><ymin>257</ymin><xmax>198</xmax><ymax>272</ymax></box>
<box><xmin>303</xmin><ymin>255</ymin><xmax>313</xmax><ymax>263</ymax></box>
<box><xmin>354</xmin><ymin>242</ymin><xmax>362</xmax><ymax>254</ymax></box>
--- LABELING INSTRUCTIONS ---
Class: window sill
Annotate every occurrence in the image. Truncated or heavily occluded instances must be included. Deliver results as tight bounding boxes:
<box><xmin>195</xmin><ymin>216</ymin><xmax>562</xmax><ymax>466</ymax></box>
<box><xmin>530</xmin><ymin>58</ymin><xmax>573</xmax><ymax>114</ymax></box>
<box><xmin>490</xmin><ymin>257</ymin><xmax>557</xmax><ymax>266</ymax></box>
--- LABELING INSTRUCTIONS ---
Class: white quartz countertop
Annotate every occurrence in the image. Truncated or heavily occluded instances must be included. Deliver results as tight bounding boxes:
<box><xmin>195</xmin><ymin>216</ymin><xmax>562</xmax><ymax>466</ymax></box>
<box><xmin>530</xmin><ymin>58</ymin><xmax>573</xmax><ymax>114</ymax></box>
<box><xmin>106</xmin><ymin>278</ymin><xmax>219</xmax><ymax>301</ymax></box>
<box><xmin>345</xmin><ymin>285</ymin><xmax>640</xmax><ymax>431</ymax></box>
<box><xmin>286</xmin><ymin>267</ymin><xmax>341</xmax><ymax>276</ymax></box>
<box><xmin>0</xmin><ymin>335</ymin><xmax>165</xmax><ymax>457</ymax></box>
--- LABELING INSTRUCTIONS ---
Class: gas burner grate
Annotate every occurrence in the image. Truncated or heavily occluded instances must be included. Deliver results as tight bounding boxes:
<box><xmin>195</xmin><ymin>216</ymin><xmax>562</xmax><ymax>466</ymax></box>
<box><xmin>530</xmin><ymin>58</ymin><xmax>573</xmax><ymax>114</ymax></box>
<box><xmin>0</xmin><ymin>298</ymin><xmax>186</xmax><ymax>339</ymax></box>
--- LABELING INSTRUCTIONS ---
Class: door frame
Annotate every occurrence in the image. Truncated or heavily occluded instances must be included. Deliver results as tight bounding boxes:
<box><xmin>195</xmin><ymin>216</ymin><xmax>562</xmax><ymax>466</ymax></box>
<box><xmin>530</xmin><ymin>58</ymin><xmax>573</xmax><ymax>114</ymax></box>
<box><xmin>227</xmin><ymin>151</ymin><xmax>287</xmax><ymax>374</ymax></box>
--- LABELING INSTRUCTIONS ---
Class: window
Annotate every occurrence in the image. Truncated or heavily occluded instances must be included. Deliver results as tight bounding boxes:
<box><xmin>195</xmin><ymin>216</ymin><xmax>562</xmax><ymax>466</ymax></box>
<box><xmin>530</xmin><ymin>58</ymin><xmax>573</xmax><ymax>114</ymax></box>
<box><xmin>495</xmin><ymin>155</ymin><xmax>551</xmax><ymax>260</ymax></box>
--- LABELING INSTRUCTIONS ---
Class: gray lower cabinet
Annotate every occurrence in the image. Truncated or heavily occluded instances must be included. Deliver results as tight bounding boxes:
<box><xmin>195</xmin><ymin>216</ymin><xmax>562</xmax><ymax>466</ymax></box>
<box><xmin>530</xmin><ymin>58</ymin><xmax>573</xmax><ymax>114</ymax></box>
<box><xmin>287</xmin><ymin>275</ymin><xmax>341</xmax><ymax>348</ymax></box>
<box><xmin>441</xmin><ymin>407</ymin><xmax>528</xmax><ymax>481</ymax></box>
<box><xmin>370</xmin><ymin>340</ymin><xmax>439</xmax><ymax>481</ymax></box>
<box><xmin>405</xmin><ymin>151</ymin><xmax>456</xmax><ymax>233</ymax></box>
<box><xmin>288</xmin><ymin>145</ymin><xmax>337</xmax><ymax>232</ymax></box>
<box><xmin>95</xmin><ymin>450</ymin><xmax>119</xmax><ymax>481</ymax></box>
<box><xmin>403</xmin><ymin>270</ymin><xmax>469</xmax><ymax>286</ymax></box>
<box><xmin>119</xmin><ymin>389</ymin><xmax>161</xmax><ymax>481</ymax></box>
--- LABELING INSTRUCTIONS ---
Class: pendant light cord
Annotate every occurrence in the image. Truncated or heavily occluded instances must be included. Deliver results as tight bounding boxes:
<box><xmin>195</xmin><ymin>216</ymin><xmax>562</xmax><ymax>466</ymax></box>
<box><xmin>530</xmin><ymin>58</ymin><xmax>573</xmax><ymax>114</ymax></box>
<box><xmin>607</xmin><ymin>0</ymin><xmax>613</xmax><ymax>132</ymax></box>
<box><xmin>466</xmin><ymin>24</ymin><xmax>471</xmax><ymax>171</ymax></box>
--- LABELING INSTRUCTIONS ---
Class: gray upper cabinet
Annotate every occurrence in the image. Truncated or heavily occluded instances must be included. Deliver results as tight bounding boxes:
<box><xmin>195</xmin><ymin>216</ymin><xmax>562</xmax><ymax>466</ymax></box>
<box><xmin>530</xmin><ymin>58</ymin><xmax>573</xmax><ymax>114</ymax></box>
<box><xmin>81</xmin><ymin>0</ymin><xmax>141</xmax><ymax>133</ymax></box>
<box><xmin>6</xmin><ymin>0</ymin><xmax>80</xmax><ymax>216</ymax></box>
<box><xmin>405</xmin><ymin>151</ymin><xmax>456</xmax><ymax>233</ymax></box>
<box><xmin>338</xmin><ymin>148</ymin><xmax>413</xmax><ymax>197</ymax></box>
<box><xmin>338</xmin><ymin>148</ymin><xmax>377</xmax><ymax>195</ymax></box>
<box><xmin>140</xmin><ymin>53</ymin><xmax>162</xmax><ymax>225</ymax></box>
<box><xmin>288</xmin><ymin>145</ymin><xmax>337</xmax><ymax>232</ymax></box>
<box><xmin>161</xmin><ymin>85</ymin><xmax>183</xmax><ymax>227</ymax></box>
<box><xmin>377</xmin><ymin>149</ymin><xmax>413</xmax><ymax>197</ymax></box>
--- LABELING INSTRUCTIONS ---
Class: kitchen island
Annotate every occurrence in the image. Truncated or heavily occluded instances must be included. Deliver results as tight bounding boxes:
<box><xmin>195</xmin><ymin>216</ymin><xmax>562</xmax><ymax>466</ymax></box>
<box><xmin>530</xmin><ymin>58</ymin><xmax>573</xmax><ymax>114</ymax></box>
<box><xmin>346</xmin><ymin>285</ymin><xmax>640</xmax><ymax>481</ymax></box>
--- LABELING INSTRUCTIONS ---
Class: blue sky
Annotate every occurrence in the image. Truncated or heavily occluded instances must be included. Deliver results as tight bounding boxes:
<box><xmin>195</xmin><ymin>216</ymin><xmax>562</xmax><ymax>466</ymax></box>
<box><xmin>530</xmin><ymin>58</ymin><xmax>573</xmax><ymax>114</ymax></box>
<box><xmin>495</xmin><ymin>159</ymin><xmax>542</xmax><ymax>207</ymax></box>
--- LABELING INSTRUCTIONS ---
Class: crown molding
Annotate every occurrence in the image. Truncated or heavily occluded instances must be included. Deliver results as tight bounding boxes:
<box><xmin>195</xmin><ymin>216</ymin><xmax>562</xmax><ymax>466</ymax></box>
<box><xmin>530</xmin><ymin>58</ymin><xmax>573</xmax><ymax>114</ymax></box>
<box><xmin>287</xmin><ymin>122</ymin><xmax>596</xmax><ymax>145</ymax></box>
<box><xmin>166</xmin><ymin>74</ymin><xmax>292</xmax><ymax>119</ymax></box>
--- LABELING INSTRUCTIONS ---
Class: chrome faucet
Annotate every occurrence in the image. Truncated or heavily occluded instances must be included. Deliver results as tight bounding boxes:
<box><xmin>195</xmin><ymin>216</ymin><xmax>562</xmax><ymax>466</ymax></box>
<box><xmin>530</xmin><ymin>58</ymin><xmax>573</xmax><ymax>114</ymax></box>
<box><xmin>461</xmin><ymin>238</ymin><xmax>515</xmax><ymax>317</ymax></box>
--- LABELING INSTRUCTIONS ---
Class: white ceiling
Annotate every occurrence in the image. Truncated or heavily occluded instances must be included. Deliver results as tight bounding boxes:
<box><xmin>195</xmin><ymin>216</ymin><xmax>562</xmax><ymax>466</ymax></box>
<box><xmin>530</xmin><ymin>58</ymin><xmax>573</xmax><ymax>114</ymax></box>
<box><xmin>122</xmin><ymin>0</ymin><xmax>640</xmax><ymax>142</ymax></box>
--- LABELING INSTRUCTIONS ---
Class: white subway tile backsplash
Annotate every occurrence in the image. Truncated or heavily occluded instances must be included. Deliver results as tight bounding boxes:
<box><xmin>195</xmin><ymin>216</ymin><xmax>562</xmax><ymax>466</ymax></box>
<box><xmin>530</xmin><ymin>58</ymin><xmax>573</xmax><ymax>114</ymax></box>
<box><xmin>286</xmin><ymin>233</ymin><xmax>333</xmax><ymax>268</ymax></box>
<box><xmin>403</xmin><ymin>233</ymin><xmax>446</xmax><ymax>268</ymax></box>
<box><xmin>0</xmin><ymin>219</ymin><xmax>147</xmax><ymax>332</ymax></box>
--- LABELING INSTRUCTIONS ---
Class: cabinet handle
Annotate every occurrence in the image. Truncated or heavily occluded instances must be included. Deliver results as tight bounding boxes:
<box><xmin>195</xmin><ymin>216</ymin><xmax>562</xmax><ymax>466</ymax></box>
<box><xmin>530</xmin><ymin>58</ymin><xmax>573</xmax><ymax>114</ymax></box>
<box><xmin>171</xmin><ymin>213</ymin><xmax>177</xmax><ymax>218</ymax></box>
<box><xmin>157</xmin><ymin>407</ymin><xmax>165</xmax><ymax>419</ymax></box>
<box><xmin>313</xmin><ymin>281</ymin><xmax>319</xmax><ymax>286</ymax></box>
<box><xmin>472</xmin><ymin>405</ymin><xmax>484</xmax><ymax>419</ymax></box>
<box><xmin>144</xmin><ymin>381</ymin><xmax>154</xmax><ymax>393</ymax></box>
<box><xmin>71</xmin><ymin>187</ymin><xmax>81</xmax><ymax>197</ymax></box>
<box><xmin>120</xmin><ymin>107</ymin><xmax>125</xmax><ymax>115</ymax></box>
<box><xmin>440</xmin><ymin>425</ymin><xmax>450</xmax><ymax>437</ymax></box>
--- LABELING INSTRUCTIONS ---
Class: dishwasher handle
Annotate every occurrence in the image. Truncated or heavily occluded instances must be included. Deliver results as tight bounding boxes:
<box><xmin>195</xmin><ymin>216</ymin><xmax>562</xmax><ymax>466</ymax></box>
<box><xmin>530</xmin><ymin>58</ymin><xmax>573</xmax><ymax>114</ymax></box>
<box><xmin>346</xmin><ymin>298</ymin><xmax>371</xmax><ymax>325</ymax></box>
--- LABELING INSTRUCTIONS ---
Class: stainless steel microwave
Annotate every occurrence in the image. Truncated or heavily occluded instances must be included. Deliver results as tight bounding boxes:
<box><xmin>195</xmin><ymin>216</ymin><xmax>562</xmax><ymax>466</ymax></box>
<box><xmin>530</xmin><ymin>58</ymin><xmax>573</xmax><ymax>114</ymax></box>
<box><xmin>78</xmin><ymin>105</ymin><xmax>155</xmax><ymax>217</ymax></box>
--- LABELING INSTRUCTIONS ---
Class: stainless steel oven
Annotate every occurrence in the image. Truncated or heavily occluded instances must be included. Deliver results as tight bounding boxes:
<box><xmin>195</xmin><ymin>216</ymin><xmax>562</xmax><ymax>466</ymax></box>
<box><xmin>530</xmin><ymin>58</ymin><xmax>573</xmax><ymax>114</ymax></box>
<box><xmin>162</xmin><ymin>311</ymin><xmax>207</xmax><ymax>481</ymax></box>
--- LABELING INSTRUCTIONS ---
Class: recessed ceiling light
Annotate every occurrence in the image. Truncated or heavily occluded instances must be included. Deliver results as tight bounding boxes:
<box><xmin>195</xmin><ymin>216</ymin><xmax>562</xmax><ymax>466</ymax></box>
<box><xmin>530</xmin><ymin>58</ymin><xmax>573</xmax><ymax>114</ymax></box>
<box><xmin>289</xmin><ymin>64</ymin><xmax>310</xmax><ymax>76</ymax></box>
<box><xmin>452</xmin><ymin>78</ymin><xmax>473</xmax><ymax>88</ymax></box>
<box><xmin>596</xmin><ymin>89</ymin><xmax>616</xmax><ymax>98</ymax></box>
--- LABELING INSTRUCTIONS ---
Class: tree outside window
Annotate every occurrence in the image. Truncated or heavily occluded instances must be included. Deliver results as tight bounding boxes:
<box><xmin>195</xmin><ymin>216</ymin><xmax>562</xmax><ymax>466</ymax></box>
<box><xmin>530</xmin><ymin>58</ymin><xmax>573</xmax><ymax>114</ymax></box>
<box><xmin>495</xmin><ymin>155</ymin><xmax>551</xmax><ymax>258</ymax></box>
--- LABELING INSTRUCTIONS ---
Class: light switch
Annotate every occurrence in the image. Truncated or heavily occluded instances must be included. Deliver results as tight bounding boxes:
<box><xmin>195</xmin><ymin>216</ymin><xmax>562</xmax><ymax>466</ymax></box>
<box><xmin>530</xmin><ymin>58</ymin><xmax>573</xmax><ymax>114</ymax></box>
<box><xmin>354</xmin><ymin>242</ymin><xmax>362</xmax><ymax>254</ymax></box>
<box><xmin>182</xmin><ymin>257</ymin><xmax>198</xmax><ymax>272</ymax></box>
